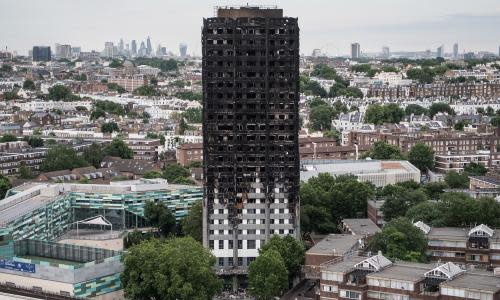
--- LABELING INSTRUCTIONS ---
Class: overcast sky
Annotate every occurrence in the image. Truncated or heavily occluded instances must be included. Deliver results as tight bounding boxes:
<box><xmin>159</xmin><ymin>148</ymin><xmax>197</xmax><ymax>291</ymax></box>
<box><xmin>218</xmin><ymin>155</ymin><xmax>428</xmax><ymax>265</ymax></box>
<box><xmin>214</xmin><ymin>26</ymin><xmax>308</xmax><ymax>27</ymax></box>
<box><xmin>1</xmin><ymin>0</ymin><xmax>500</xmax><ymax>56</ymax></box>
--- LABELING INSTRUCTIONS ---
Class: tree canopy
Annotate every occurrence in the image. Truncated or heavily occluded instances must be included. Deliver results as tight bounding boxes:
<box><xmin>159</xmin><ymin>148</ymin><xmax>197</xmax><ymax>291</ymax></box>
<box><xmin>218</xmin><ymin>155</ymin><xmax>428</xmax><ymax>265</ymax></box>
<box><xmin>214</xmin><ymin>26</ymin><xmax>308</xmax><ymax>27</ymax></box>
<box><xmin>364</xmin><ymin>104</ymin><xmax>404</xmax><ymax>125</ymax></box>
<box><xmin>300</xmin><ymin>174</ymin><xmax>374</xmax><ymax>234</ymax></box>
<box><xmin>380</xmin><ymin>183</ymin><xmax>429</xmax><ymax>221</ymax></box>
<box><xmin>181</xmin><ymin>201</ymin><xmax>203</xmax><ymax>242</ymax></box>
<box><xmin>101</xmin><ymin>122</ymin><xmax>120</xmax><ymax>133</ymax></box>
<box><xmin>248</xmin><ymin>249</ymin><xmax>288</xmax><ymax>300</ymax></box>
<box><xmin>162</xmin><ymin>163</ymin><xmax>195</xmax><ymax>185</ymax></box>
<box><xmin>444</xmin><ymin>171</ymin><xmax>469</xmax><ymax>189</ymax></box>
<box><xmin>404</xmin><ymin>104</ymin><xmax>428</xmax><ymax>116</ymax></box>
<box><xmin>363</xmin><ymin>141</ymin><xmax>405</xmax><ymax>160</ymax></box>
<box><xmin>182</xmin><ymin>107</ymin><xmax>202</xmax><ymax>123</ymax></box>
<box><xmin>104</xmin><ymin>138</ymin><xmax>133</xmax><ymax>159</ymax></box>
<box><xmin>0</xmin><ymin>134</ymin><xmax>18</xmax><ymax>143</ymax></box>
<box><xmin>309</xmin><ymin>104</ymin><xmax>335</xmax><ymax>131</ymax></box>
<box><xmin>23</xmin><ymin>79</ymin><xmax>36</xmax><ymax>90</ymax></box>
<box><xmin>429</xmin><ymin>102</ymin><xmax>455</xmax><ymax>118</ymax></box>
<box><xmin>121</xmin><ymin>237</ymin><xmax>222</xmax><ymax>300</ymax></box>
<box><xmin>408</xmin><ymin>142</ymin><xmax>434</xmax><ymax>172</ymax></box>
<box><xmin>40</xmin><ymin>145</ymin><xmax>89</xmax><ymax>172</ymax></box>
<box><xmin>48</xmin><ymin>85</ymin><xmax>78</xmax><ymax>101</ymax></box>
<box><xmin>0</xmin><ymin>174</ymin><xmax>12</xmax><ymax>199</ymax></box>
<box><xmin>83</xmin><ymin>142</ymin><xmax>105</xmax><ymax>168</ymax></box>
<box><xmin>144</xmin><ymin>201</ymin><xmax>176</xmax><ymax>236</ymax></box>
<box><xmin>368</xmin><ymin>217</ymin><xmax>428</xmax><ymax>262</ymax></box>
<box><xmin>259</xmin><ymin>235</ymin><xmax>305</xmax><ymax>281</ymax></box>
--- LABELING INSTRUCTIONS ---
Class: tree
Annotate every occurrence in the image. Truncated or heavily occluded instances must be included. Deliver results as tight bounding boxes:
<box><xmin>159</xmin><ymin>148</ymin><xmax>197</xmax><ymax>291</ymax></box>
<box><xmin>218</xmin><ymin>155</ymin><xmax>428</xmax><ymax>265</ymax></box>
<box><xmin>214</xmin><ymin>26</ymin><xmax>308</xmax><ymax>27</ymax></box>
<box><xmin>107</xmin><ymin>83</ymin><xmax>126</xmax><ymax>94</ymax></box>
<box><xmin>0</xmin><ymin>174</ymin><xmax>12</xmax><ymax>199</ymax></box>
<box><xmin>162</xmin><ymin>163</ymin><xmax>194</xmax><ymax>184</ymax></box>
<box><xmin>421</xmin><ymin>181</ymin><xmax>448</xmax><ymax>199</ymax></box>
<box><xmin>429</xmin><ymin>102</ymin><xmax>455</xmax><ymax>118</ymax></box>
<box><xmin>23</xmin><ymin>79</ymin><xmax>36</xmax><ymax>90</ymax></box>
<box><xmin>438</xmin><ymin>193</ymin><xmax>480</xmax><ymax>227</ymax></box>
<box><xmin>367</xmin><ymin>217</ymin><xmax>427</xmax><ymax>262</ymax></box>
<box><xmin>101</xmin><ymin>122</ymin><xmax>120</xmax><ymax>133</ymax></box>
<box><xmin>491</xmin><ymin>116</ymin><xmax>500</xmax><ymax>127</ymax></box>
<box><xmin>109</xmin><ymin>59</ymin><xmax>123</xmax><ymax>68</ymax></box>
<box><xmin>463</xmin><ymin>162</ymin><xmax>487</xmax><ymax>176</ymax></box>
<box><xmin>364</xmin><ymin>104</ymin><xmax>404</xmax><ymax>125</ymax></box>
<box><xmin>83</xmin><ymin>142</ymin><xmax>105</xmax><ymax>168</ymax></box>
<box><xmin>406</xmin><ymin>67</ymin><xmax>435</xmax><ymax>84</ymax></box>
<box><xmin>310</xmin><ymin>64</ymin><xmax>337</xmax><ymax>80</ymax></box>
<box><xmin>75</xmin><ymin>106</ymin><xmax>87</xmax><ymax>112</ymax></box>
<box><xmin>309</xmin><ymin>105</ymin><xmax>335</xmax><ymax>131</ymax></box>
<box><xmin>23</xmin><ymin>136</ymin><xmax>44</xmax><ymax>148</ymax></box>
<box><xmin>406</xmin><ymin>201</ymin><xmax>444</xmax><ymax>226</ymax></box>
<box><xmin>40</xmin><ymin>145</ymin><xmax>89</xmax><ymax>172</ymax></box>
<box><xmin>0</xmin><ymin>134</ymin><xmax>18</xmax><ymax>142</ymax></box>
<box><xmin>408</xmin><ymin>142</ymin><xmax>434</xmax><ymax>172</ymax></box>
<box><xmin>405</xmin><ymin>104</ymin><xmax>428</xmax><ymax>116</ymax></box>
<box><xmin>381</xmin><ymin>186</ymin><xmax>428</xmax><ymax>221</ymax></box>
<box><xmin>121</xmin><ymin>237</ymin><xmax>222</xmax><ymax>300</ymax></box>
<box><xmin>48</xmin><ymin>85</ymin><xmax>76</xmax><ymax>101</ymax></box>
<box><xmin>364</xmin><ymin>141</ymin><xmax>405</xmax><ymax>160</ymax></box>
<box><xmin>300</xmin><ymin>173</ymin><xmax>374</xmax><ymax>234</ymax></box>
<box><xmin>323</xmin><ymin>129</ymin><xmax>341</xmax><ymax>145</ymax></box>
<box><xmin>18</xmin><ymin>165</ymin><xmax>34</xmax><ymax>179</ymax></box>
<box><xmin>133</xmin><ymin>57</ymin><xmax>178</xmax><ymax>72</ymax></box>
<box><xmin>104</xmin><ymin>138</ymin><xmax>133</xmax><ymax>159</ymax></box>
<box><xmin>90</xmin><ymin>108</ymin><xmax>106</xmax><ymax>120</ymax></box>
<box><xmin>259</xmin><ymin>235</ymin><xmax>305</xmax><ymax>281</ymax></box>
<box><xmin>181</xmin><ymin>201</ymin><xmax>203</xmax><ymax>242</ymax></box>
<box><xmin>301</xmin><ymin>78</ymin><xmax>328</xmax><ymax>97</ymax></box>
<box><xmin>144</xmin><ymin>201</ymin><xmax>176</xmax><ymax>236</ymax></box>
<box><xmin>248</xmin><ymin>249</ymin><xmax>288</xmax><ymax>300</ymax></box>
<box><xmin>133</xmin><ymin>85</ymin><xmax>158</xmax><ymax>96</ymax></box>
<box><xmin>444</xmin><ymin>171</ymin><xmax>469</xmax><ymax>189</ymax></box>
<box><xmin>143</xmin><ymin>171</ymin><xmax>163</xmax><ymax>179</ymax></box>
<box><xmin>182</xmin><ymin>107</ymin><xmax>202</xmax><ymax>123</ymax></box>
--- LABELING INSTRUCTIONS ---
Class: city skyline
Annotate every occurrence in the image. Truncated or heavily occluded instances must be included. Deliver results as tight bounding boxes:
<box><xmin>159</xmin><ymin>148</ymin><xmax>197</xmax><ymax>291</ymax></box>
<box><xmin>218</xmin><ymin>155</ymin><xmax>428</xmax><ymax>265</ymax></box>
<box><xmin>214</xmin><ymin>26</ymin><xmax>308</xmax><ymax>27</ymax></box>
<box><xmin>1</xmin><ymin>0</ymin><xmax>500</xmax><ymax>56</ymax></box>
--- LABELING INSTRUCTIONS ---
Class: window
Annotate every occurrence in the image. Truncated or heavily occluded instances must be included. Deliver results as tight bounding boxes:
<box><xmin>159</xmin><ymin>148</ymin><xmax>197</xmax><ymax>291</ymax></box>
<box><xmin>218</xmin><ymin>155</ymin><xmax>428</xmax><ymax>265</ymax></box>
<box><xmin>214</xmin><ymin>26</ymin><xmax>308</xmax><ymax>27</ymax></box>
<box><xmin>238</xmin><ymin>240</ymin><xmax>243</xmax><ymax>249</ymax></box>
<box><xmin>218</xmin><ymin>240</ymin><xmax>224</xmax><ymax>249</ymax></box>
<box><xmin>209</xmin><ymin>240</ymin><xmax>214</xmax><ymax>249</ymax></box>
<box><xmin>238</xmin><ymin>257</ymin><xmax>243</xmax><ymax>266</ymax></box>
<box><xmin>228</xmin><ymin>240</ymin><xmax>233</xmax><ymax>249</ymax></box>
<box><xmin>247</xmin><ymin>240</ymin><xmax>256</xmax><ymax>249</ymax></box>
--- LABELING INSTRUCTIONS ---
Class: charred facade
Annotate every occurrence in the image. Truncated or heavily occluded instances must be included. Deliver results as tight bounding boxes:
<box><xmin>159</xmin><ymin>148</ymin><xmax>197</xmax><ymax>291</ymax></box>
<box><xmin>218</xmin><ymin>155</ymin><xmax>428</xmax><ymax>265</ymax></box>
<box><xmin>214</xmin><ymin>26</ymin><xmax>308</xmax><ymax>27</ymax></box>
<box><xmin>202</xmin><ymin>7</ymin><xmax>300</xmax><ymax>270</ymax></box>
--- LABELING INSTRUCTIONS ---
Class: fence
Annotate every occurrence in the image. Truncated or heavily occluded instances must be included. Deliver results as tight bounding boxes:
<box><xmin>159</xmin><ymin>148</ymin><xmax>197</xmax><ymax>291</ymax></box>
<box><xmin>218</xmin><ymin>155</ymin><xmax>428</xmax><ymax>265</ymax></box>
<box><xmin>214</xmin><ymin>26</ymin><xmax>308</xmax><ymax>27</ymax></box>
<box><xmin>14</xmin><ymin>239</ymin><xmax>121</xmax><ymax>264</ymax></box>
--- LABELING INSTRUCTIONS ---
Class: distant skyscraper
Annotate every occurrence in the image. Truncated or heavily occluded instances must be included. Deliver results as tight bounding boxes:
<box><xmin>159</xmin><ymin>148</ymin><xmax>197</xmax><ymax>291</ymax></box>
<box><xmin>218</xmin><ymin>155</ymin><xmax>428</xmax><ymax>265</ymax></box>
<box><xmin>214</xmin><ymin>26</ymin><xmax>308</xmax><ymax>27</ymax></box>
<box><xmin>71</xmin><ymin>47</ymin><xmax>81</xmax><ymax>58</ymax></box>
<box><xmin>54</xmin><ymin>43</ymin><xmax>61</xmax><ymax>58</ymax></box>
<box><xmin>103</xmin><ymin>42</ymin><xmax>115</xmax><ymax>58</ymax></box>
<box><xmin>437</xmin><ymin>45</ymin><xmax>444</xmax><ymax>58</ymax></box>
<box><xmin>312</xmin><ymin>49</ymin><xmax>321</xmax><ymax>57</ymax></box>
<box><xmin>382</xmin><ymin>46</ymin><xmax>390</xmax><ymax>58</ymax></box>
<box><xmin>453</xmin><ymin>43</ymin><xmax>459</xmax><ymax>59</ymax></box>
<box><xmin>351</xmin><ymin>43</ymin><xmax>360</xmax><ymax>59</ymax></box>
<box><xmin>119</xmin><ymin>38</ymin><xmax>124</xmax><ymax>53</ymax></box>
<box><xmin>179</xmin><ymin>43</ymin><xmax>187</xmax><ymax>58</ymax></box>
<box><xmin>139</xmin><ymin>41</ymin><xmax>147</xmax><ymax>57</ymax></box>
<box><xmin>59</xmin><ymin>44</ymin><xmax>72</xmax><ymax>60</ymax></box>
<box><xmin>131</xmin><ymin>40</ymin><xmax>137</xmax><ymax>56</ymax></box>
<box><xmin>32</xmin><ymin>46</ymin><xmax>51</xmax><ymax>62</ymax></box>
<box><xmin>498</xmin><ymin>46</ymin><xmax>500</xmax><ymax>57</ymax></box>
<box><xmin>146</xmin><ymin>36</ymin><xmax>152</xmax><ymax>55</ymax></box>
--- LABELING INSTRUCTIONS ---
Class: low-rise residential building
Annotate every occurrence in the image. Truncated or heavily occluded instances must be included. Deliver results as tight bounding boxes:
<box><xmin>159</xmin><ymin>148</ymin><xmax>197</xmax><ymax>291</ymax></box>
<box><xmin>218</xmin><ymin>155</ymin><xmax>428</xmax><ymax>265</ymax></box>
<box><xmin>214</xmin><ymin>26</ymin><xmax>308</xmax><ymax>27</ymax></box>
<box><xmin>108</xmin><ymin>75</ymin><xmax>147</xmax><ymax>92</ymax></box>
<box><xmin>319</xmin><ymin>252</ymin><xmax>500</xmax><ymax>300</ymax></box>
<box><xmin>415</xmin><ymin>222</ymin><xmax>500</xmax><ymax>267</ymax></box>
<box><xmin>435</xmin><ymin>151</ymin><xmax>490</xmax><ymax>173</ymax></box>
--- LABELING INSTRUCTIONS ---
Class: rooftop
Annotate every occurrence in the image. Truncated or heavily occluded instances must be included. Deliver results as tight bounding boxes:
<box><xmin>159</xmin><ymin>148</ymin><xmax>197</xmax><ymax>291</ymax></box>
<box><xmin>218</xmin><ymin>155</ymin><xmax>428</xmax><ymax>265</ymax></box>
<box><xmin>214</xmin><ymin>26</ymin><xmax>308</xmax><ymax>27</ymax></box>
<box><xmin>441</xmin><ymin>272</ymin><xmax>500</xmax><ymax>293</ymax></box>
<box><xmin>367</xmin><ymin>261</ymin><xmax>430</xmax><ymax>282</ymax></box>
<box><xmin>307</xmin><ymin>234</ymin><xmax>360</xmax><ymax>256</ymax></box>
<box><xmin>342</xmin><ymin>218</ymin><xmax>381</xmax><ymax>236</ymax></box>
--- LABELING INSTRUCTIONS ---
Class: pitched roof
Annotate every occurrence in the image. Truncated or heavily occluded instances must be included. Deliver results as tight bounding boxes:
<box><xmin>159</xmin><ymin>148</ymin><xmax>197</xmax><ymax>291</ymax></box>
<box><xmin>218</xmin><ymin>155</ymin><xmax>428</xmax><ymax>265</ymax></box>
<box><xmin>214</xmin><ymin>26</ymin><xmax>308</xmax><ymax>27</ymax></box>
<box><xmin>424</xmin><ymin>262</ymin><xmax>464</xmax><ymax>280</ymax></box>
<box><xmin>414</xmin><ymin>221</ymin><xmax>431</xmax><ymax>234</ymax></box>
<box><xmin>354</xmin><ymin>253</ymin><xmax>392</xmax><ymax>271</ymax></box>
<box><xmin>468</xmin><ymin>224</ymin><xmax>494</xmax><ymax>237</ymax></box>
